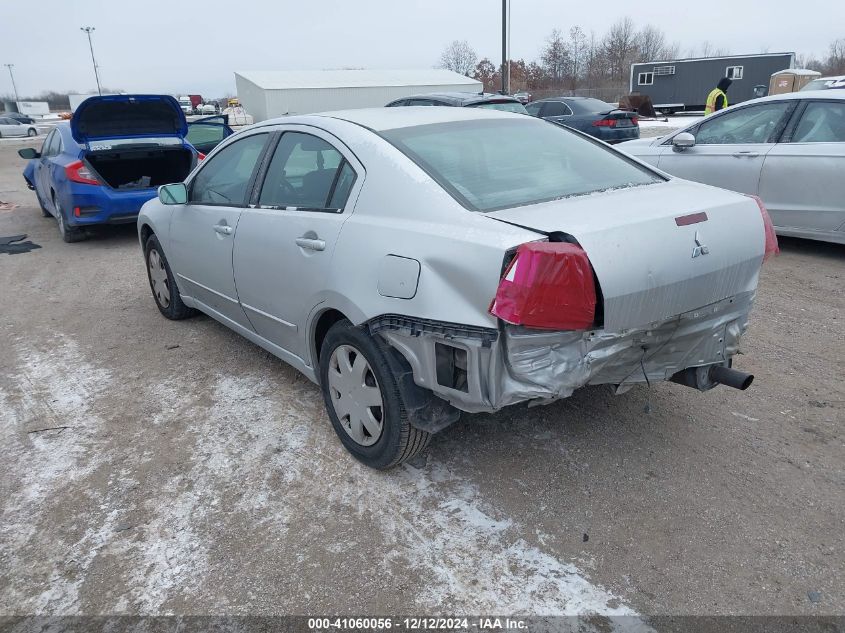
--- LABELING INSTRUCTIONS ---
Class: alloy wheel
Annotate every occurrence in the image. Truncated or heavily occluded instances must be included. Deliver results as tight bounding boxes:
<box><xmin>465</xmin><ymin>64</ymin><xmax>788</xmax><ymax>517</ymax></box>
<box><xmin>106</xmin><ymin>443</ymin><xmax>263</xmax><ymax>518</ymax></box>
<box><xmin>327</xmin><ymin>344</ymin><xmax>384</xmax><ymax>446</ymax></box>
<box><xmin>147</xmin><ymin>248</ymin><xmax>171</xmax><ymax>308</ymax></box>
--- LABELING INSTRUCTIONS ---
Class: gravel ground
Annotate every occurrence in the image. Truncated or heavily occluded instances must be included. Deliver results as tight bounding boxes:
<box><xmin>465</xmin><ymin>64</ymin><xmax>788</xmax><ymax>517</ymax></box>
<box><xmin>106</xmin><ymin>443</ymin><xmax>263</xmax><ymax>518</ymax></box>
<box><xmin>0</xmin><ymin>142</ymin><xmax>843</xmax><ymax>623</ymax></box>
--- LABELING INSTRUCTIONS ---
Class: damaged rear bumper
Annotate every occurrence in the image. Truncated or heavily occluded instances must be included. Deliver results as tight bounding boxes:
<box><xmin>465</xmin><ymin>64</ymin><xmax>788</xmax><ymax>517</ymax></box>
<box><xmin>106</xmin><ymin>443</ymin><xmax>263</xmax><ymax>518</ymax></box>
<box><xmin>370</xmin><ymin>291</ymin><xmax>755</xmax><ymax>416</ymax></box>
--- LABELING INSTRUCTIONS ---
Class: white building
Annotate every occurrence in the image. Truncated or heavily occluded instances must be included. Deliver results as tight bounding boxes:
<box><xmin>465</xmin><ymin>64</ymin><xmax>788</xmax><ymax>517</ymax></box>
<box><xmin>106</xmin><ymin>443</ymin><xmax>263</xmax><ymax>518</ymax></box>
<box><xmin>234</xmin><ymin>69</ymin><xmax>483</xmax><ymax>121</ymax></box>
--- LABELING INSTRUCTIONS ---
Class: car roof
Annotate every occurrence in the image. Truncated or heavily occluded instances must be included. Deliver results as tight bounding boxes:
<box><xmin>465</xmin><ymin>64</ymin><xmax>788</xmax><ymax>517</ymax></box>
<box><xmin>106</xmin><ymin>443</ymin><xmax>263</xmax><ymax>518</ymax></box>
<box><xmin>393</xmin><ymin>92</ymin><xmax>520</xmax><ymax>106</ymax></box>
<box><xmin>744</xmin><ymin>90</ymin><xmax>845</xmax><ymax>103</ymax></box>
<box><xmin>256</xmin><ymin>106</ymin><xmax>527</xmax><ymax>133</ymax></box>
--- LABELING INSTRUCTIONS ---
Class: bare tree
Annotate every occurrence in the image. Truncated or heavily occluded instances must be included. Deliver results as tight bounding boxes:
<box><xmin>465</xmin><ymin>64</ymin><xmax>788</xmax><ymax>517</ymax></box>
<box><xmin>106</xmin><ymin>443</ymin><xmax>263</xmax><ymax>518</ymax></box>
<box><xmin>438</xmin><ymin>40</ymin><xmax>478</xmax><ymax>77</ymax></box>
<box><xmin>541</xmin><ymin>29</ymin><xmax>570</xmax><ymax>84</ymax></box>
<box><xmin>567</xmin><ymin>26</ymin><xmax>588</xmax><ymax>88</ymax></box>
<box><xmin>826</xmin><ymin>38</ymin><xmax>845</xmax><ymax>74</ymax></box>
<box><xmin>603</xmin><ymin>17</ymin><xmax>639</xmax><ymax>84</ymax></box>
<box><xmin>637</xmin><ymin>25</ymin><xmax>667</xmax><ymax>62</ymax></box>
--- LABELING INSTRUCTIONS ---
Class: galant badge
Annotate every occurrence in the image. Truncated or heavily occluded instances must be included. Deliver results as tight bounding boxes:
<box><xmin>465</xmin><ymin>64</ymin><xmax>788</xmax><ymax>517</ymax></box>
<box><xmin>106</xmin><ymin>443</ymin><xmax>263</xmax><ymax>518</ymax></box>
<box><xmin>692</xmin><ymin>230</ymin><xmax>710</xmax><ymax>258</ymax></box>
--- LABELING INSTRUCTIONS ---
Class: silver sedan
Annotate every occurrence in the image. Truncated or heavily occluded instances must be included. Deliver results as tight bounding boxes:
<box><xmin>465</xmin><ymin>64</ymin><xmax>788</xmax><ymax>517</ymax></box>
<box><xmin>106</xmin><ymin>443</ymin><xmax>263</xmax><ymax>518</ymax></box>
<box><xmin>620</xmin><ymin>91</ymin><xmax>845</xmax><ymax>245</ymax></box>
<box><xmin>139</xmin><ymin>107</ymin><xmax>772</xmax><ymax>468</ymax></box>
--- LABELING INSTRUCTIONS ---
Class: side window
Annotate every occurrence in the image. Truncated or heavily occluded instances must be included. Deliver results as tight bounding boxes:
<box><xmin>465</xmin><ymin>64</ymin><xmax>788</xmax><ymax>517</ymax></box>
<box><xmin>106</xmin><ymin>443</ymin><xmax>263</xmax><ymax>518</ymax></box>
<box><xmin>638</xmin><ymin>72</ymin><xmax>654</xmax><ymax>86</ymax></box>
<box><xmin>542</xmin><ymin>101</ymin><xmax>572</xmax><ymax>117</ymax></box>
<box><xmin>45</xmin><ymin>131</ymin><xmax>61</xmax><ymax>156</ymax></box>
<box><xmin>407</xmin><ymin>99</ymin><xmax>436</xmax><ymax>106</ymax></box>
<box><xmin>190</xmin><ymin>133</ymin><xmax>268</xmax><ymax>205</ymax></box>
<box><xmin>695</xmin><ymin>102</ymin><xmax>791</xmax><ymax>145</ymax></box>
<box><xmin>41</xmin><ymin>130</ymin><xmax>55</xmax><ymax>155</ymax></box>
<box><xmin>525</xmin><ymin>102</ymin><xmax>542</xmax><ymax>116</ymax></box>
<box><xmin>790</xmin><ymin>101</ymin><xmax>845</xmax><ymax>143</ymax></box>
<box><xmin>387</xmin><ymin>100</ymin><xmax>407</xmax><ymax>107</ymax></box>
<box><xmin>259</xmin><ymin>132</ymin><xmax>355</xmax><ymax>211</ymax></box>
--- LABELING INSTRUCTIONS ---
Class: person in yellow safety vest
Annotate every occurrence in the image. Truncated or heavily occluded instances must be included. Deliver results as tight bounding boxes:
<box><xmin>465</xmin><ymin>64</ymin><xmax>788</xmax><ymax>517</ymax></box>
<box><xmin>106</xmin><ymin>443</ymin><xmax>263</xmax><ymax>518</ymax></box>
<box><xmin>704</xmin><ymin>77</ymin><xmax>732</xmax><ymax>116</ymax></box>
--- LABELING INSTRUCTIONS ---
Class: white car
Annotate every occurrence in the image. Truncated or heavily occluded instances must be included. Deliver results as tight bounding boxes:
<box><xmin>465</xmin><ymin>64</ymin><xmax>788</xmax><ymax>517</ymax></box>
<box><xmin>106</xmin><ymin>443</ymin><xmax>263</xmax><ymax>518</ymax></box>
<box><xmin>139</xmin><ymin>107</ymin><xmax>774</xmax><ymax>468</ymax></box>
<box><xmin>0</xmin><ymin>116</ymin><xmax>38</xmax><ymax>138</ymax></box>
<box><xmin>619</xmin><ymin>91</ymin><xmax>845</xmax><ymax>245</ymax></box>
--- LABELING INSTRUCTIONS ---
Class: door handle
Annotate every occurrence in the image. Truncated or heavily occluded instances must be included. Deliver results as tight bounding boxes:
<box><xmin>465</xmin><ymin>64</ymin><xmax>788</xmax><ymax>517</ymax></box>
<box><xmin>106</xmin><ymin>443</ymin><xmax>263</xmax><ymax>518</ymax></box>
<box><xmin>295</xmin><ymin>237</ymin><xmax>326</xmax><ymax>251</ymax></box>
<box><xmin>213</xmin><ymin>224</ymin><xmax>233</xmax><ymax>235</ymax></box>
<box><xmin>732</xmin><ymin>151</ymin><xmax>760</xmax><ymax>158</ymax></box>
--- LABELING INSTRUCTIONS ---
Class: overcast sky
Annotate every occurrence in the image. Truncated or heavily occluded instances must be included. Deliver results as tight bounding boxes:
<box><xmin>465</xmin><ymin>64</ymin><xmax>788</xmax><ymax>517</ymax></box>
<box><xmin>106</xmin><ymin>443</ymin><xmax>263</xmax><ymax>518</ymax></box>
<box><xmin>2</xmin><ymin>0</ymin><xmax>843</xmax><ymax>97</ymax></box>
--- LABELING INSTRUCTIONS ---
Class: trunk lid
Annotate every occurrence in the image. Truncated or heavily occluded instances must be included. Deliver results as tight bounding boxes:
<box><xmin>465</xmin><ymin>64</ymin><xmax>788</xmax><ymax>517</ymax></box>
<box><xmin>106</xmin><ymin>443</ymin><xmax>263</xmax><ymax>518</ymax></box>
<box><xmin>71</xmin><ymin>94</ymin><xmax>188</xmax><ymax>144</ymax></box>
<box><xmin>486</xmin><ymin>179</ymin><xmax>764</xmax><ymax>332</ymax></box>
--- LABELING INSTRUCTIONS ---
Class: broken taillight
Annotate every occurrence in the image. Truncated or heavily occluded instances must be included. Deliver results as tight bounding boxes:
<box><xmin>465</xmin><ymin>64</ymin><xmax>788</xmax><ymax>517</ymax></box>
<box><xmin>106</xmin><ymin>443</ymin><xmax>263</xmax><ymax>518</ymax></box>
<box><xmin>747</xmin><ymin>195</ymin><xmax>779</xmax><ymax>262</ymax></box>
<box><xmin>65</xmin><ymin>160</ymin><xmax>100</xmax><ymax>185</ymax></box>
<box><xmin>490</xmin><ymin>241</ymin><xmax>597</xmax><ymax>330</ymax></box>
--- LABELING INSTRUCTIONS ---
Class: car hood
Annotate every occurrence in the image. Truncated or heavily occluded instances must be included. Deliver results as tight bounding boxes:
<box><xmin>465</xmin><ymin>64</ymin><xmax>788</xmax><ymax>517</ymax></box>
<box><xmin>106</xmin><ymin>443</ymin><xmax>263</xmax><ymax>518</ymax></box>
<box><xmin>71</xmin><ymin>94</ymin><xmax>188</xmax><ymax>143</ymax></box>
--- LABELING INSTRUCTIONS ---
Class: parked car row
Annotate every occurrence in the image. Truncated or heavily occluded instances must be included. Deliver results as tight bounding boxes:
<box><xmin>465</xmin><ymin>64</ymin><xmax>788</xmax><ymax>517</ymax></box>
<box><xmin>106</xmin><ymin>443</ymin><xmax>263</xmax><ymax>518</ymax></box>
<box><xmin>386</xmin><ymin>92</ymin><xmax>641</xmax><ymax>143</ymax></box>
<box><xmin>17</xmin><ymin>91</ymin><xmax>806</xmax><ymax>470</ymax></box>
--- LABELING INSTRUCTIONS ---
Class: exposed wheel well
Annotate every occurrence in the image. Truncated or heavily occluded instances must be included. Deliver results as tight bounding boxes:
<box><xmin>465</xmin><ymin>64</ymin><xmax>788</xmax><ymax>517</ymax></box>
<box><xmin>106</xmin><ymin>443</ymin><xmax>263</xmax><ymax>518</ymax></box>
<box><xmin>140</xmin><ymin>223</ymin><xmax>154</xmax><ymax>246</ymax></box>
<box><xmin>313</xmin><ymin>309</ymin><xmax>348</xmax><ymax>368</ymax></box>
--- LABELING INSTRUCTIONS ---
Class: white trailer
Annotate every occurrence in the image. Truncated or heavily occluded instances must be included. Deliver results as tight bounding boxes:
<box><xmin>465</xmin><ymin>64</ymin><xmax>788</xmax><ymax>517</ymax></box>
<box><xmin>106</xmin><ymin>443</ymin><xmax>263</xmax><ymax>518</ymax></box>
<box><xmin>234</xmin><ymin>69</ymin><xmax>483</xmax><ymax>122</ymax></box>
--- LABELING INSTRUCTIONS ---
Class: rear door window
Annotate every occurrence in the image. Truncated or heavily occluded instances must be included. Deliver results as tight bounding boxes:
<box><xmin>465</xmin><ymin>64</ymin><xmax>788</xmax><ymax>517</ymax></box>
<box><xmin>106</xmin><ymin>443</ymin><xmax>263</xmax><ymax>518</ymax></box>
<box><xmin>542</xmin><ymin>101</ymin><xmax>573</xmax><ymax>117</ymax></box>
<box><xmin>790</xmin><ymin>101</ymin><xmax>845</xmax><ymax>142</ymax></box>
<box><xmin>189</xmin><ymin>133</ymin><xmax>268</xmax><ymax>205</ymax></box>
<box><xmin>259</xmin><ymin>132</ymin><xmax>356</xmax><ymax>211</ymax></box>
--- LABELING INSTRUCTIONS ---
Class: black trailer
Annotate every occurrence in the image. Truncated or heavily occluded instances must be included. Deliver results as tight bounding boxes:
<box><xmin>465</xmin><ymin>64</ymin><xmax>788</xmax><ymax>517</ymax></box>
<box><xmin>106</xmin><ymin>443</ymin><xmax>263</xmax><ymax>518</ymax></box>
<box><xmin>629</xmin><ymin>52</ymin><xmax>795</xmax><ymax>114</ymax></box>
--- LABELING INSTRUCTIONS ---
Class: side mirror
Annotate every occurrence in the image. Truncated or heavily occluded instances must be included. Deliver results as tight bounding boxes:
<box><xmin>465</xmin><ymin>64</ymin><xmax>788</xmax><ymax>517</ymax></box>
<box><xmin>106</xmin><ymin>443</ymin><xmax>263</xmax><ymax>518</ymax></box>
<box><xmin>672</xmin><ymin>132</ymin><xmax>696</xmax><ymax>151</ymax></box>
<box><xmin>158</xmin><ymin>182</ymin><xmax>188</xmax><ymax>205</ymax></box>
<box><xmin>18</xmin><ymin>148</ymin><xmax>40</xmax><ymax>159</ymax></box>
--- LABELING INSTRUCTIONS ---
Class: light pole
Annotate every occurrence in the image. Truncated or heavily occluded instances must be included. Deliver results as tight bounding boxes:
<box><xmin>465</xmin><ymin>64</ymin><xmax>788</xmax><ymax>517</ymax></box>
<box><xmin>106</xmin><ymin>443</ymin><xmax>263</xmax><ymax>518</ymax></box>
<box><xmin>80</xmin><ymin>26</ymin><xmax>102</xmax><ymax>95</ymax></box>
<box><xmin>502</xmin><ymin>0</ymin><xmax>511</xmax><ymax>95</ymax></box>
<box><xmin>4</xmin><ymin>64</ymin><xmax>20</xmax><ymax>104</ymax></box>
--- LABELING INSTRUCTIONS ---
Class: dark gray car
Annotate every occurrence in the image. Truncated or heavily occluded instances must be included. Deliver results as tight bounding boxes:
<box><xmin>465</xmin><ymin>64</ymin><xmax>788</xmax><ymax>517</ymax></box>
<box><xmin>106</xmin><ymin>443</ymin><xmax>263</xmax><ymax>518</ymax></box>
<box><xmin>386</xmin><ymin>92</ymin><xmax>528</xmax><ymax>114</ymax></box>
<box><xmin>526</xmin><ymin>97</ymin><xmax>639</xmax><ymax>144</ymax></box>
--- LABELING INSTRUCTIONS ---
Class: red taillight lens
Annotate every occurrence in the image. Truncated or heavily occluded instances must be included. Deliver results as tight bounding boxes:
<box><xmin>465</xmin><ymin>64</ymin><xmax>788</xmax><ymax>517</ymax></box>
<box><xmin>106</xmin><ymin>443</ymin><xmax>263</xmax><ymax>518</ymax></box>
<box><xmin>748</xmin><ymin>195</ymin><xmax>779</xmax><ymax>262</ymax></box>
<box><xmin>592</xmin><ymin>118</ymin><xmax>617</xmax><ymax>127</ymax></box>
<box><xmin>631</xmin><ymin>116</ymin><xmax>639</xmax><ymax>125</ymax></box>
<box><xmin>490</xmin><ymin>241</ymin><xmax>597</xmax><ymax>330</ymax></box>
<box><xmin>65</xmin><ymin>160</ymin><xmax>99</xmax><ymax>185</ymax></box>
<box><xmin>197</xmin><ymin>152</ymin><xmax>206</xmax><ymax>161</ymax></box>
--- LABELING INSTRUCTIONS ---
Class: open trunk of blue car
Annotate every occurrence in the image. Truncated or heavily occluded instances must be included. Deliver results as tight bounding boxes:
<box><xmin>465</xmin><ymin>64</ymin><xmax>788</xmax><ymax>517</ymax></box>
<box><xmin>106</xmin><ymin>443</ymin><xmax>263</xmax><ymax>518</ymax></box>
<box><xmin>72</xmin><ymin>94</ymin><xmax>195</xmax><ymax>190</ymax></box>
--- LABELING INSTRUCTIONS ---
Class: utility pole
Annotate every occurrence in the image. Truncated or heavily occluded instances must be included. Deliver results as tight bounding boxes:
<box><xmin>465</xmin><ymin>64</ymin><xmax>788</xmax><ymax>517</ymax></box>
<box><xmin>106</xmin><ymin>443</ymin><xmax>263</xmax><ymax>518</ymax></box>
<box><xmin>80</xmin><ymin>26</ymin><xmax>102</xmax><ymax>95</ymax></box>
<box><xmin>4</xmin><ymin>64</ymin><xmax>20</xmax><ymax>104</ymax></box>
<box><xmin>501</xmin><ymin>0</ymin><xmax>509</xmax><ymax>95</ymax></box>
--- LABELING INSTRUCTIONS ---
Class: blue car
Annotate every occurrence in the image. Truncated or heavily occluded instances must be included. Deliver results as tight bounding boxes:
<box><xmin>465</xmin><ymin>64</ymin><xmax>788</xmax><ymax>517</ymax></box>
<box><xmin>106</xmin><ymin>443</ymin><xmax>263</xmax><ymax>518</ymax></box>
<box><xmin>525</xmin><ymin>96</ymin><xmax>640</xmax><ymax>144</ymax></box>
<box><xmin>19</xmin><ymin>94</ymin><xmax>232</xmax><ymax>242</ymax></box>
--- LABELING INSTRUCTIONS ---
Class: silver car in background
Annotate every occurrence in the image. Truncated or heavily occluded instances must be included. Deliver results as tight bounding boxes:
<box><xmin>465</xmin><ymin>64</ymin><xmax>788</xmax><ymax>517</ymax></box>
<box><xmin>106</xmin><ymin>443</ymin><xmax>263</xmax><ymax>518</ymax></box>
<box><xmin>620</xmin><ymin>91</ymin><xmax>845</xmax><ymax>245</ymax></box>
<box><xmin>138</xmin><ymin>107</ymin><xmax>775</xmax><ymax>469</ymax></box>
<box><xmin>0</xmin><ymin>116</ymin><xmax>39</xmax><ymax>138</ymax></box>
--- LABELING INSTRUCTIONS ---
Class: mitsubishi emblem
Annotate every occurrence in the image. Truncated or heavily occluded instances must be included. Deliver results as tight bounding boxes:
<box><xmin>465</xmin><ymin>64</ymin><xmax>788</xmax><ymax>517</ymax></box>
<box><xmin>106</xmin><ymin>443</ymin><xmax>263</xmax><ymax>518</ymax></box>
<box><xmin>692</xmin><ymin>231</ymin><xmax>710</xmax><ymax>258</ymax></box>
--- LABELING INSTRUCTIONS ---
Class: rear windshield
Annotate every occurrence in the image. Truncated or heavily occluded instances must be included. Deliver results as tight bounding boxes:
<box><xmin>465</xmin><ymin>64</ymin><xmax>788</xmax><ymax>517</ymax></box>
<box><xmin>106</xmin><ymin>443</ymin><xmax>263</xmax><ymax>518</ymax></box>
<box><xmin>380</xmin><ymin>119</ymin><xmax>662</xmax><ymax>212</ymax></box>
<box><xmin>469</xmin><ymin>101</ymin><xmax>529</xmax><ymax>114</ymax></box>
<box><xmin>569</xmin><ymin>98</ymin><xmax>616</xmax><ymax>114</ymax></box>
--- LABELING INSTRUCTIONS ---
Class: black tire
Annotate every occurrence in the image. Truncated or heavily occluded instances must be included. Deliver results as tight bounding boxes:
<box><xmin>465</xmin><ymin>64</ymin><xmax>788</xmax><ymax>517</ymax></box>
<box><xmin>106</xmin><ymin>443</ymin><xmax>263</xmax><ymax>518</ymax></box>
<box><xmin>54</xmin><ymin>195</ymin><xmax>86</xmax><ymax>243</ymax></box>
<box><xmin>144</xmin><ymin>233</ymin><xmax>196</xmax><ymax>320</ymax></box>
<box><xmin>27</xmin><ymin>128</ymin><xmax>38</xmax><ymax>137</ymax></box>
<box><xmin>319</xmin><ymin>320</ymin><xmax>431</xmax><ymax>469</ymax></box>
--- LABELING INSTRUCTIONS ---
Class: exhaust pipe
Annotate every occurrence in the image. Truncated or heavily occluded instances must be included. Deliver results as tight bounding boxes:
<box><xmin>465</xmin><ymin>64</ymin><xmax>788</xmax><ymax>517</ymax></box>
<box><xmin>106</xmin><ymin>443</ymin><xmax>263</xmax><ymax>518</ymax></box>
<box><xmin>708</xmin><ymin>365</ymin><xmax>754</xmax><ymax>391</ymax></box>
<box><xmin>670</xmin><ymin>364</ymin><xmax>754</xmax><ymax>391</ymax></box>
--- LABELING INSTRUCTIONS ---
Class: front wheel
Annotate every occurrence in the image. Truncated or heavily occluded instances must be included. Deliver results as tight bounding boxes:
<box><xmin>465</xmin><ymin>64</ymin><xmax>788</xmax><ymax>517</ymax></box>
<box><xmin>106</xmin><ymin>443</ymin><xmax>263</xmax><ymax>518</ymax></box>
<box><xmin>27</xmin><ymin>128</ymin><xmax>38</xmax><ymax>137</ymax></box>
<box><xmin>319</xmin><ymin>320</ymin><xmax>431</xmax><ymax>469</ymax></box>
<box><xmin>144</xmin><ymin>234</ymin><xmax>196</xmax><ymax>320</ymax></box>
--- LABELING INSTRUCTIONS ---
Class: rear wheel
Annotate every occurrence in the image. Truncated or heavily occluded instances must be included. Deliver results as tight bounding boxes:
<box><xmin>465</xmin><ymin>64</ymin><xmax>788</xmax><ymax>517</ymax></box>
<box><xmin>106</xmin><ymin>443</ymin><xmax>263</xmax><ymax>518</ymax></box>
<box><xmin>27</xmin><ymin>128</ymin><xmax>37</xmax><ymax>137</ymax></box>
<box><xmin>54</xmin><ymin>195</ymin><xmax>86</xmax><ymax>243</ymax></box>
<box><xmin>319</xmin><ymin>320</ymin><xmax>431</xmax><ymax>469</ymax></box>
<box><xmin>144</xmin><ymin>233</ymin><xmax>195</xmax><ymax>320</ymax></box>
